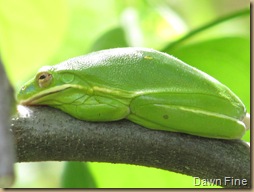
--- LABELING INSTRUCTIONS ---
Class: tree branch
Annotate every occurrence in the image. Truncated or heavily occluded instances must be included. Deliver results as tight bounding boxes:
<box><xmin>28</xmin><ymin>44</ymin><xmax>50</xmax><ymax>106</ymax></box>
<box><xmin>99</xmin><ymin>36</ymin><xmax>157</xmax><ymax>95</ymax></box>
<box><xmin>0</xmin><ymin>58</ymin><xmax>16</xmax><ymax>188</ymax></box>
<box><xmin>11</xmin><ymin>106</ymin><xmax>250</xmax><ymax>188</ymax></box>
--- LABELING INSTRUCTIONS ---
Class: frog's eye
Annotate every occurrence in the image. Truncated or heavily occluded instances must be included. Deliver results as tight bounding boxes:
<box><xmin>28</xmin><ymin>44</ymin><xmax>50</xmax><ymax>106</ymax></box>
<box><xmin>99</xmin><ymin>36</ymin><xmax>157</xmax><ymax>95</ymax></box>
<box><xmin>36</xmin><ymin>72</ymin><xmax>52</xmax><ymax>88</ymax></box>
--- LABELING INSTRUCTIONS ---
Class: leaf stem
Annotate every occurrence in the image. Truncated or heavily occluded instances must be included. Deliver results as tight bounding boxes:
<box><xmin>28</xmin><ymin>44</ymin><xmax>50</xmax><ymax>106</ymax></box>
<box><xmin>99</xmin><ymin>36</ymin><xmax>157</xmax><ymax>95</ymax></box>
<box><xmin>161</xmin><ymin>8</ymin><xmax>250</xmax><ymax>52</ymax></box>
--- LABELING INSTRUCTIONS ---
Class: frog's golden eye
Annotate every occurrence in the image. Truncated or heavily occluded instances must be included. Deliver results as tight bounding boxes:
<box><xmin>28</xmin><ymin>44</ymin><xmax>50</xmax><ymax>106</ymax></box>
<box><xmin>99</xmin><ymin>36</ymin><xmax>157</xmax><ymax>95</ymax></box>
<box><xmin>36</xmin><ymin>72</ymin><xmax>52</xmax><ymax>88</ymax></box>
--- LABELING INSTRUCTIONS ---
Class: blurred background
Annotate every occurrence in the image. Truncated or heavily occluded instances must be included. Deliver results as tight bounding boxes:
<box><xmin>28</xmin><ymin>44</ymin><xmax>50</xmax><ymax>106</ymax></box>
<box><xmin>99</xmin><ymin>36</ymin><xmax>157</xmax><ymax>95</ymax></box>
<box><xmin>0</xmin><ymin>0</ymin><xmax>250</xmax><ymax>188</ymax></box>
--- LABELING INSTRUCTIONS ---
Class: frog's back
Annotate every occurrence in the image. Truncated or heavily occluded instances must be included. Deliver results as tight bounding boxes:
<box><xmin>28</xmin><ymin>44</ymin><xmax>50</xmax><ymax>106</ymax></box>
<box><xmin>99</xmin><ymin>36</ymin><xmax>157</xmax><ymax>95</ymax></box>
<box><xmin>54</xmin><ymin>47</ymin><xmax>222</xmax><ymax>94</ymax></box>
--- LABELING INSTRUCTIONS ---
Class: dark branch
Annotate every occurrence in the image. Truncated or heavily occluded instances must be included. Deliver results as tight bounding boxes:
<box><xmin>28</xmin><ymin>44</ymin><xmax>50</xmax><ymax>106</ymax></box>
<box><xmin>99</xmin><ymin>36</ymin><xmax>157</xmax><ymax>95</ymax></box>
<box><xmin>0</xmin><ymin>58</ymin><xmax>16</xmax><ymax>188</ymax></box>
<box><xmin>11</xmin><ymin>106</ymin><xmax>250</xmax><ymax>188</ymax></box>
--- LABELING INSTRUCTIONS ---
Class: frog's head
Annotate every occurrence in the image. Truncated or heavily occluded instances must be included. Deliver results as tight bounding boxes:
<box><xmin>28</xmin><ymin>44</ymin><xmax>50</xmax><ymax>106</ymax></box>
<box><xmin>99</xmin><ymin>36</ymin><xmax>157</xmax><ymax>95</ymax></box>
<box><xmin>17</xmin><ymin>66</ymin><xmax>76</xmax><ymax>106</ymax></box>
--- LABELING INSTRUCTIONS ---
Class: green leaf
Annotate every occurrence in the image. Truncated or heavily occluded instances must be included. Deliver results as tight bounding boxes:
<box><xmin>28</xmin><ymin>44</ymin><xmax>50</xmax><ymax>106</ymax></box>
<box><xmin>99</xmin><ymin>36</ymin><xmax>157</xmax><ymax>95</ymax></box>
<box><xmin>0</xmin><ymin>0</ymin><xmax>68</xmax><ymax>86</ymax></box>
<box><xmin>61</xmin><ymin>162</ymin><xmax>97</xmax><ymax>188</ymax></box>
<box><xmin>47</xmin><ymin>0</ymin><xmax>118</xmax><ymax>65</ymax></box>
<box><xmin>90</xmin><ymin>27</ymin><xmax>129</xmax><ymax>51</ymax></box>
<box><xmin>162</xmin><ymin>8</ymin><xmax>250</xmax><ymax>52</ymax></box>
<box><xmin>87</xmin><ymin>162</ymin><xmax>221</xmax><ymax>188</ymax></box>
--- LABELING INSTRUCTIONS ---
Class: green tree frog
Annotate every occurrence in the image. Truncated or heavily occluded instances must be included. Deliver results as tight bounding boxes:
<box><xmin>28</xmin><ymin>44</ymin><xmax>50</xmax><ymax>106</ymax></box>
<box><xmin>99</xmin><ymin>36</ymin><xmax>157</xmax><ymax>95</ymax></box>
<box><xmin>17</xmin><ymin>47</ymin><xmax>247</xmax><ymax>139</ymax></box>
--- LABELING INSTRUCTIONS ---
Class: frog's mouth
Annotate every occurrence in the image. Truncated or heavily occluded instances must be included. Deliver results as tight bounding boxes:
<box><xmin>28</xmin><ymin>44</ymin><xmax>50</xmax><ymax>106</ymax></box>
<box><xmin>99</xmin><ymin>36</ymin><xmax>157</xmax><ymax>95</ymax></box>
<box><xmin>19</xmin><ymin>85</ymin><xmax>73</xmax><ymax>106</ymax></box>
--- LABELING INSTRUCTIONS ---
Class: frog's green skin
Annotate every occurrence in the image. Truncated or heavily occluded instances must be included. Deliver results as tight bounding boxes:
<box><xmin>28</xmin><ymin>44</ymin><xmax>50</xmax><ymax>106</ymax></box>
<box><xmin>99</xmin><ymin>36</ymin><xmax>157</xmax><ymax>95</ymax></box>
<box><xmin>17</xmin><ymin>47</ymin><xmax>246</xmax><ymax>139</ymax></box>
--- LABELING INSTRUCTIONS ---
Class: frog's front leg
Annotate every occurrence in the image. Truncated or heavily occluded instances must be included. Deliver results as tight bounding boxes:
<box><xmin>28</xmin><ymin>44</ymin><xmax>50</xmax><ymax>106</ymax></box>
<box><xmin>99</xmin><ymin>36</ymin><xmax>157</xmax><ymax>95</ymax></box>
<box><xmin>54</xmin><ymin>95</ymin><xmax>130</xmax><ymax>121</ymax></box>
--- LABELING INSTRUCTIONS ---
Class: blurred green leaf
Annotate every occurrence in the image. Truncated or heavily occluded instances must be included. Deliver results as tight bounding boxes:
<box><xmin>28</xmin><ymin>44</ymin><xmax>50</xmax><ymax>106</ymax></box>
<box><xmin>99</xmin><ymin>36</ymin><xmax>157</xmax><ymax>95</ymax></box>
<box><xmin>90</xmin><ymin>27</ymin><xmax>129</xmax><ymax>51</ymax></box>
<box><xmin>61</xmin><ymin>162</ymin><xmax>97</xmax><ymax>188</ymax></box>
<box><xmin>48</xmin><ymin>0</ymin><xmax>118</xmax><ymax>65</ymax></box>
<box><xmin>162</xmin><ymin>8</ymin><xmax>249</xmax><ymax>52</ymax></box>
<box><xmin>115</xmin><ymin>0</ymin><xmax>187</xmax><ymax>49</ymax></box>
<box><xmin>0</xmin><ymin>0</ymin><xmax>69</xmax><ymax>86</ymax></box>
<box><xmin>87</xmin><ymin>162</ymin><xmax>220</xmax><ymax>188</ymax></box>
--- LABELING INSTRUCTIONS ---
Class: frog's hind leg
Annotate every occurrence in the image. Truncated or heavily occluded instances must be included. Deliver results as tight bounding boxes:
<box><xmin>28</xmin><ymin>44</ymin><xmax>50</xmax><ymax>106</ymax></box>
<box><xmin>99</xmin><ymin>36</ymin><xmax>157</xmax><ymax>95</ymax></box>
<box><xmin>127</xmin><ymin>93</ymin><xmax>245</xmax><ymax>139</ymax></box>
